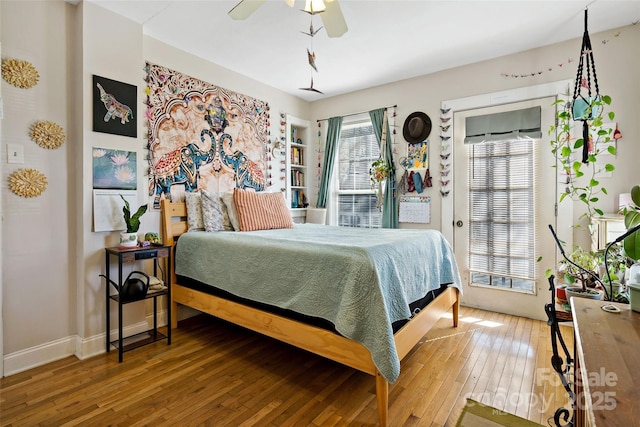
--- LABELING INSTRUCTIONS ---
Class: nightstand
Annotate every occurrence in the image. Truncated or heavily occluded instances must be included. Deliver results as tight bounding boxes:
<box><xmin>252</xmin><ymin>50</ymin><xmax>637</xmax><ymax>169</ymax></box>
<box><xmin>104</xmin><ymin>245</ymin><xmax>171</xmax><ymax>362</ymax></box>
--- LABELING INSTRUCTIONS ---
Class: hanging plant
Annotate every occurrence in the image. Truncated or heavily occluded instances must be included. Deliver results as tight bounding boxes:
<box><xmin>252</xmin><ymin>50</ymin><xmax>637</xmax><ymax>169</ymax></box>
<box><xmin>548</xmin><ymin>95</ymin><xmax>616</xmax><ymax>230</ymax></box>
<box><xmin>369</xmin><ymin>157</ymin><xmax>392</xmax><ymax>187</ymax></box>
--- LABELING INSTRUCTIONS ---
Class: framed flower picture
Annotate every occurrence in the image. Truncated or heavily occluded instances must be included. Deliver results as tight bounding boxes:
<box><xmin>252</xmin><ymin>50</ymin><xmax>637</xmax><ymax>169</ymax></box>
<box><xmin>92</xmin><ymin>147</ymin><xmax>137</xmax><ymax>190</ymax></box>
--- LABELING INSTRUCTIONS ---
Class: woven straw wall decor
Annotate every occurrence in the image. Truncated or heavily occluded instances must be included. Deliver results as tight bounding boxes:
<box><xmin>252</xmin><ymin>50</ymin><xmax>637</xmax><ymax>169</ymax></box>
<box><xmin>8</xmin><ymin>168</ymin><xmax>48</xmax><ymax>198</ymax></box>
<box><xmin>30</xmin><ymin>120</ymin><xmax>66</xmax><ymax>149</ymax></box>
<box><xmin>1</xmin><ymin>58</ymin><xmax>40</xmax><ymax>89</ymax></box>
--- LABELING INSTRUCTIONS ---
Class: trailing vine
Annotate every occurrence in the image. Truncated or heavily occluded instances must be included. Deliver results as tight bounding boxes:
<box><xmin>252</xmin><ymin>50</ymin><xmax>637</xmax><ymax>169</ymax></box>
<box><xmin>548</xmin><ymin>95</ymin><xmax>616</xmax><ymax>230</ymax></box>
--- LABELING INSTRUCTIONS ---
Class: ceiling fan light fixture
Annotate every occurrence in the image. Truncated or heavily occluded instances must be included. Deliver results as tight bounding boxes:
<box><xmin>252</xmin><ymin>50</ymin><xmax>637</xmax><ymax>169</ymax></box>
<box><xmin>303</xmin><ymin>0</ymin><xmax>326</xmax><ymax>14</ymax></box>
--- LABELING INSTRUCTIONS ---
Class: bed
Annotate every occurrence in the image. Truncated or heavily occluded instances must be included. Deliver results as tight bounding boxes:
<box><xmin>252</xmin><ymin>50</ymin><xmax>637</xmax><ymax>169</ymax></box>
<box><xmin>161</xmin><ymin>197</ymin><xmax>461</xmax><ymax>426</ymax></box>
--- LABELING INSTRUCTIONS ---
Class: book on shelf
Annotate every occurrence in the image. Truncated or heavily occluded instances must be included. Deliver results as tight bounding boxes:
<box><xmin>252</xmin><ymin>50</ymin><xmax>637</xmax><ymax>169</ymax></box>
<box><xmin>291</xmin><ymin>147</ymin><xmax>304</xmax><ymax>166</ymax></box>
<box><xmin>291</xmin><ymin>190</ymin><xmax>308</xmax><ymax>209</ymax></box>
<box><xmin>291</xmin><ymin>170</ymin><xmax>305</xmax><ymax>187</ymax></box>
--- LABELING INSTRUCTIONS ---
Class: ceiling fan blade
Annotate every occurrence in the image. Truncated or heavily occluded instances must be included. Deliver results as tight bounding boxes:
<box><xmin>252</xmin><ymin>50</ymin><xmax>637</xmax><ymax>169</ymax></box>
<box><xmin>228</xmin><ymin>0</ymin><xmax>266</xmax><ymax>20</ymax></box>
<box><xmin>321</xmin><ymin>0</ymin><xmax>347</xmax><ymax>38</ymax></box>
<box><xmin>284</xmin><ymin>0</ymin><xmax>295</xmax><ymax>7</ymax></box>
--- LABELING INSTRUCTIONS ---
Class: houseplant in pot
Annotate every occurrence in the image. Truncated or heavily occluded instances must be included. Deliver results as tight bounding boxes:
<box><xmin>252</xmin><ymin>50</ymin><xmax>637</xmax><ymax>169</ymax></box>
<box><xmin>558</xmin><ymin>246</ymin><xmax>602</xmax><ymax>300</ymax></box>
<box><xmin>622</xmin><ymin>185</ymin><xmax>640</xmax><ymax>310</ymax></box>
<box><xmin>595</xmin><ymin>242</ymin><xmax>631</xmax><ymax>303</ymax></box>
<box><xmin>119</xmin><ymin>194</ymin><xmax>147</xmax><ymax>248</ymax></box>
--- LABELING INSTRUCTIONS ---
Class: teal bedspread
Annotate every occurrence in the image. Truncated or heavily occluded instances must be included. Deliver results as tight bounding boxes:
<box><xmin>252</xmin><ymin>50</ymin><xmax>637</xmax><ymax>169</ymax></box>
<box><xmin>175</xmin><ymin>224</ymin><xmax>462</xmax><ymax>383</ymax></box>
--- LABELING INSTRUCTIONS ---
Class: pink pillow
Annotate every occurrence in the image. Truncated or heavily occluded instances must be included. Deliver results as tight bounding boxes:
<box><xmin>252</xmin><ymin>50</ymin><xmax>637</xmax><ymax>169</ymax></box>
<box><xmin>233</xmin><ymin>188</ymin><xmax>294</xmax><ymax>231</ymax></box>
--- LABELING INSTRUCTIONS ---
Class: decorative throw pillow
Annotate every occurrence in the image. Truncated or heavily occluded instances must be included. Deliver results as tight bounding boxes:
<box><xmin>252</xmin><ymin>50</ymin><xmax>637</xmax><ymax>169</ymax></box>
<box><xmin>222</xmin><ymin>190</ymin><xmax>241</xmax><ymax>231</ymax></box>
<box><xmin>233</xmin><ymin>188</ymin><xmax>294</xmax><ymax>231</ymax></box>
<box><xmin>201</xmin><ymin>190</ymin><xmax>232</xmax><ymax>232</ymax></box>
<box><xmin>185</xmin><ymin>191</ymin><xmax>204</xmax><ymax>232</ymax></box>
<box><xmin>216</xmin><ymin>192</ymin><xmax>233</xmax><ymax>231</ymax></box>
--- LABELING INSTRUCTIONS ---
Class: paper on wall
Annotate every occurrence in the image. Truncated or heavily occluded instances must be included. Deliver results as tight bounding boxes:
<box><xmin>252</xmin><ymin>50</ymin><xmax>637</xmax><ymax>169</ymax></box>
<box><xmin>93</xmin><ymin>189</ymin><xmax>137</xmax><ymax>232</ymax></box>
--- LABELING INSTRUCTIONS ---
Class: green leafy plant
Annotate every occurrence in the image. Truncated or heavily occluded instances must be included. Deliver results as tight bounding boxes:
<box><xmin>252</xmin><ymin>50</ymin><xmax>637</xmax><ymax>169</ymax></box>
<box><xmin>595</xmin><ymin>243</ymin><xmax>632</xmax><ymax>283</ymax></box>
<box><xmin>120</xmin><ymin>194</ymin><xmax>147</xmax><ymax>233</ymax></box>
<box><xmin>548</xmin><ymin>95</ymin><xmax>616</xmax><ymax>232</ymax></box>
<box><xmin>558</xmin><ymin>246</ymin><xmax>600</xmax><ymax>290</ymax></box>
<box><xmin>369</xmin><ymin>157</ymin><xmax>392</xmax><ymax>188</ymax></box>
<box><xmin>622</xmin><ymin>185</ymin><xmax>640</xmax><ymax>261</ymax></box>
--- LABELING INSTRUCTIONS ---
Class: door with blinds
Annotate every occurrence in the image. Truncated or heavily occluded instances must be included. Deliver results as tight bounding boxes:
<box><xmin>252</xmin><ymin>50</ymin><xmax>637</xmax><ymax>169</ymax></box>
<box><xmin>453</xmin><ymin>97</ymin><xmax>557</xmax><ymax>319</ymax></box>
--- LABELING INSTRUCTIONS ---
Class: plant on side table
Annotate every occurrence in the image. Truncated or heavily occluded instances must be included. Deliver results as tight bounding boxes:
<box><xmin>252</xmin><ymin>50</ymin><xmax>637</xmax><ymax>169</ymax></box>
<box><xmin>119</xmin><ymin>194</ymin><xmax>148</xmax><ymax>248</ymax></box>
<box><xmin>558</xmin><ymin>246</ymin><xmax>602</xmax><ymax>300</ymax></box>
<box><xmin>595</xmin><ymin>243</ymin><xmax>632</xmax><ymax>303</ymax></box>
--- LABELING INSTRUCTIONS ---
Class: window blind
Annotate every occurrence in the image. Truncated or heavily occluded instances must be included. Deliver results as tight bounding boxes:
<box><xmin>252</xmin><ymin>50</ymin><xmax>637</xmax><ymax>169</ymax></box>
<box><xmin>464</xmin><ymin>106</ymin><xmax>541</xmax><ymax>144</ymax></box>
<box><xmin>336</xmin><ymin>117</ymin><xmax>382</xmax><ymax>228</ymax></box>
<box><xmin>468</xmin><ymin>138</ymin><xmax>535</xmax><ymax>282</ymax></box>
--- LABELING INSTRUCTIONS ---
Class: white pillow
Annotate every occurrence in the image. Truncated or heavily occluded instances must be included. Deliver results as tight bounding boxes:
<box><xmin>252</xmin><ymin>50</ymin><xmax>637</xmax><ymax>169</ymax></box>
<box><xmin>185</xmin><ymin>192</ymin><xmax>204</xmax><ymax>232</ymax></box>
<box><xmin>221</xmin><ymin>191</ymin><xmax>241</xmax><ymax>231</ymax></box>
<box><xmin>201</xmin><ymin>190</ymin><xmax>233</xmax><ymax>232</ymax></box>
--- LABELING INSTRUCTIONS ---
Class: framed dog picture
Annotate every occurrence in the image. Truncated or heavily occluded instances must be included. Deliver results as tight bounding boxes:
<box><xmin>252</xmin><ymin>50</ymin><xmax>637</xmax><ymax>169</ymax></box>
<box><xmin>92</xmin><ymin>75</ymin><xmax>137</xmax><ymax>138</ymax></box>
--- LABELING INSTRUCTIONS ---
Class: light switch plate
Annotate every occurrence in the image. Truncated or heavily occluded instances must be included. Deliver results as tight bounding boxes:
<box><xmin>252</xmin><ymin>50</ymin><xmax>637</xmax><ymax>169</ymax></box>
<box><xmin>7</xmin><ymin>143</ymin><xmax>24</xmax><ymax>164</ymax></box>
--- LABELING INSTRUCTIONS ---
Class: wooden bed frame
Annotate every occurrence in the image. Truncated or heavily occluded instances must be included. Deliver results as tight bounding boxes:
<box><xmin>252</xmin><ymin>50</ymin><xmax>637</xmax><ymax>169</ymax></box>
<box><xmin>161</xmin><ymin>199</ymin><xmax>460</xmax><ymax>426</ymax></box>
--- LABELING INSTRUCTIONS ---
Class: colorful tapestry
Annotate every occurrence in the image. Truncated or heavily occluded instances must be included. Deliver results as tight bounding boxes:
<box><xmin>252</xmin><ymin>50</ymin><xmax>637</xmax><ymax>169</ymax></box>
<box><xmin>144</xmin><ymin>62</ymin><xmax>269</xmax><ymax>209</ymax></box>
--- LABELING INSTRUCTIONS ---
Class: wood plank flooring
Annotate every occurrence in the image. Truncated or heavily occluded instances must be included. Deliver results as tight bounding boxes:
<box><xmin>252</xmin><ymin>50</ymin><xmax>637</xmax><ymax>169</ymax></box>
<box><xmin>0</xmin><ymin>307</ymin><xmax>573</xmax><ymax>426</ymax></box>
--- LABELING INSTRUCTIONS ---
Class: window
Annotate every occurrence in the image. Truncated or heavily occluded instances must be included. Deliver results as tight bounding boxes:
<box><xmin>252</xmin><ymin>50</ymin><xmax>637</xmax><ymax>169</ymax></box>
<box><xmin>334</xmin><ymin>116</ymin><xmax>382</xmax><ymax>228</ymax></box>
<box><xmin>468</xmin><ymin>138</ymin><xmax>536</xmax><ymax>292</ymax></box>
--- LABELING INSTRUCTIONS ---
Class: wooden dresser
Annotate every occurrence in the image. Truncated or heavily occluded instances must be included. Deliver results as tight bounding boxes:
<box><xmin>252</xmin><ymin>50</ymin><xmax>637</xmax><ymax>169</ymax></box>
<box><xmin>571</xmin><ymin>298</ymin><xmax>640</xmax><ymax>426</ymax></box>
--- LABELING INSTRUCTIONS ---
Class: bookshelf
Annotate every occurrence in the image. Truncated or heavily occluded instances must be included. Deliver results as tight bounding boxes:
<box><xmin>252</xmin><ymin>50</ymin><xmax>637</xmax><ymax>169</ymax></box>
<box><xmin>285</xmin><ymin>115</ymin><xmax>310</xmax><ymax>221</ymax></box>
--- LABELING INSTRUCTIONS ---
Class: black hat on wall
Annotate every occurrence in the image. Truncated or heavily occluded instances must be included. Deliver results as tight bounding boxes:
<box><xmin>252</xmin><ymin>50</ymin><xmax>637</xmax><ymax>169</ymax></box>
<box><xmin>403</xmin><ymin>112</ymin><xmax>432</xmax><ymax>143</ymax></box>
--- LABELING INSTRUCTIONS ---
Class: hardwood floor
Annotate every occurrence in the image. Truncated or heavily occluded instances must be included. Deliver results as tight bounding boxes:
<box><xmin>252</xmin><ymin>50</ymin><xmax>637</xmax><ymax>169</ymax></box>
<box><xmin>0</xmin><ymin>307</ymin><xmax>573</xmax><ymax>426</ymax></box>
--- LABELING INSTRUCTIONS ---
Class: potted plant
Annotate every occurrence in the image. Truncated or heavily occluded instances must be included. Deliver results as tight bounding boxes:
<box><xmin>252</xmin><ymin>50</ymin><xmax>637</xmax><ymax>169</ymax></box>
<box><xmin>370</xmin><ymin>157</ymin><xmax>392</xmax><ymax>186</ymax></box>
<box><xmin>622</xmin><ymin>185</ymin><xmax>640</xmax><ymax>260</ymax></box>
<box><xmin>369</xmin><ymin>157</ymin><xmax>392</xmax><ymax>208</ymax></box>
<box><xmin>119</xmin><ymin>194</ymin><xmax>147</xmax><ymax>248</ymax></box>
<box><xmin>557</xmin><ymin>246</ymin><xmax>602</xmax><ymax>299</ymax></box>
<box><xmin>595</xmin><ymin>243</ymin><xmax>631</xmax><ymax>302</ymax></box>
<box><xmin>622</xmin><ymin>185</ymin><xmax>640</xmax><ymax>310</ymax></box>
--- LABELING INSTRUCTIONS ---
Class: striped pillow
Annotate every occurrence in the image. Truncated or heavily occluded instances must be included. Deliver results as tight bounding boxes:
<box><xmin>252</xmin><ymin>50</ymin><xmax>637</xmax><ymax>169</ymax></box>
<box><xmin>233</xmin><ymin>188</ymin><xmax>294</xmax><ymax>231</ymax></box>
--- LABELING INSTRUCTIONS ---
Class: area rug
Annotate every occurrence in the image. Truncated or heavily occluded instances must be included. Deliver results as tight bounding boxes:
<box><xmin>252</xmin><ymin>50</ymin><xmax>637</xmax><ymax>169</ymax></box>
<box><xmin>456</xmin><ymin>399</ymin><xmax>544</xmax><ymax>427</ymax></box>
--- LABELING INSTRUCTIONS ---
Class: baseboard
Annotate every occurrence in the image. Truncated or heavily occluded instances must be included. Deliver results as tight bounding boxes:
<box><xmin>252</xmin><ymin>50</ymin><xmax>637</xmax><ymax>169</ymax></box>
<box><xmin>76</xmin><ymin>319</ymin><xmax>155</xmax><ymax>361</ymax></box>
<box><xmin>3</xmin><ymin>310</ymin><xmax>168</xmax><ymax>377</ymax></box>
<box><xmin>78</xmin><ymin>309</ymin><xmax>170</xmax><ymax>360</ymax></box>
<box><xmin>3</xmin><ymin>336</ymin><xmax>77</xmax><ymax>377</ymax></box>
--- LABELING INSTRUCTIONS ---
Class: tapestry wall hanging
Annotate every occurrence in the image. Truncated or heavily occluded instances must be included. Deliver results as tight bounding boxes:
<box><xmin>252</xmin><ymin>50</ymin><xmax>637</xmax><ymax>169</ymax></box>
<box><xmin>93</xmin><ymin>75</ymin><xmax>137</xmax><ymax>138</ymax></box>
<box><xmin>144</xmin><ymin>62</ymin><xmax>269</xmax><ymax>208</ymax></box>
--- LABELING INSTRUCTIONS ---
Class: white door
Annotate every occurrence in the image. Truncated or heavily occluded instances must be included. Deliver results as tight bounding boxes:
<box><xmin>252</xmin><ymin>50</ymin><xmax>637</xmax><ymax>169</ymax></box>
<box><xmin>453</xmin><ymin>97</ymin><xmax>558</xmax><ymax>320</ymax></box>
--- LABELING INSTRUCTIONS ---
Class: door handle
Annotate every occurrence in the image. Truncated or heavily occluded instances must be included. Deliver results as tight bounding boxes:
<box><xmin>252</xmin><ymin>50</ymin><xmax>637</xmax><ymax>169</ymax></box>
<box><xmin>456</xmin><ymin>220</ymin><xmax>463</xmax><ymax>227</ymax></box>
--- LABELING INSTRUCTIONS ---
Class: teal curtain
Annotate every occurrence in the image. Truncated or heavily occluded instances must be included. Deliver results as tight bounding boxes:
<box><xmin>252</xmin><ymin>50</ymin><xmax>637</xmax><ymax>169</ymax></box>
<box><xmin>316</xmin><ymin>116</ymin><xmax>343</xmax><ymax>208</ymax></box>
<box><xmin>369</xmin><ymin>108</ymin><xmax>398</xmax><ymax>228</ymax></box>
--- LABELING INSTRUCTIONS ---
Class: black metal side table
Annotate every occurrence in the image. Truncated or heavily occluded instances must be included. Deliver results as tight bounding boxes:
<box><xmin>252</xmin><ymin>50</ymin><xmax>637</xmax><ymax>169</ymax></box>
<box><xmin>104</xmin><ymin>245</ymin><xmax>171</xmax><ymax>362</ymax></box>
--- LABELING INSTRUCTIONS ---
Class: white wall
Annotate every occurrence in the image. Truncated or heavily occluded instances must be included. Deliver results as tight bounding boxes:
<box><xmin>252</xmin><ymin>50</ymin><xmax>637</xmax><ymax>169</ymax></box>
<box><xmin>1</xmin><ymin>1</ymin><xmax>73</xmax><ymax>372</ymax></box>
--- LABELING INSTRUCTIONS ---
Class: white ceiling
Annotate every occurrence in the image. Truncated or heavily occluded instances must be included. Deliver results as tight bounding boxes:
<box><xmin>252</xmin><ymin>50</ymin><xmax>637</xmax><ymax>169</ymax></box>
<box><xmin>88</xmin><ymin>0</ymin><xmax>640</xmax><ymax>102</ymax></box>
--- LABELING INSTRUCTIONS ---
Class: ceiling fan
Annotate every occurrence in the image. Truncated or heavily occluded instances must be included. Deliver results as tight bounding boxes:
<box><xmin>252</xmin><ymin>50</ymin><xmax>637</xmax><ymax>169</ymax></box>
<box><xmin>229</xmin><ymin>0</ymin><xmax>348</xmax><ymax>38</ymax></box>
